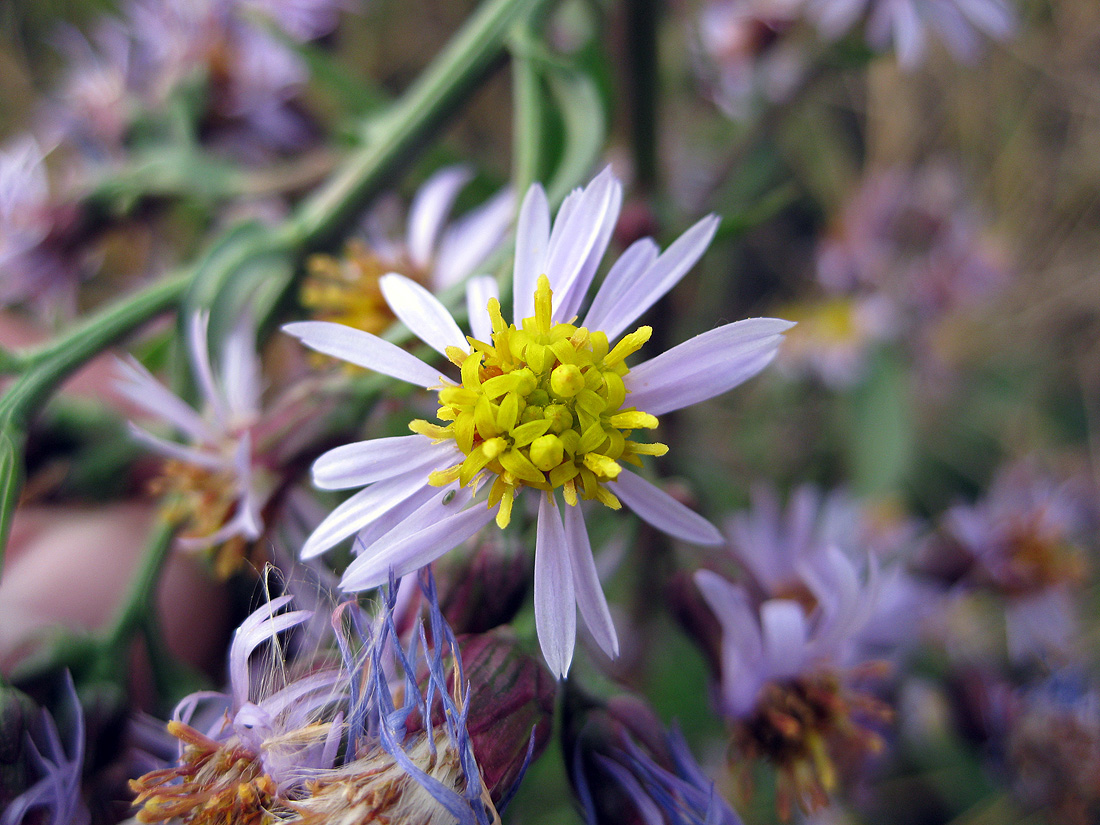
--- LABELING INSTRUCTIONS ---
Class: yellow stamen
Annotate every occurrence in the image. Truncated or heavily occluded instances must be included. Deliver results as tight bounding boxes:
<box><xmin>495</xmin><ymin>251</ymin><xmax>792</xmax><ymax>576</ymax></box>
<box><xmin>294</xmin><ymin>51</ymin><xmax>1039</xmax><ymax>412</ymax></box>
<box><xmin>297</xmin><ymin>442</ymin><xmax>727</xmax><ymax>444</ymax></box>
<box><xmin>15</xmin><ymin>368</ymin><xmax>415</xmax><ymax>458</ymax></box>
<box><xmin>423</xmin><ymin>276</ymin><xmax>664</xmax><ymax>521</ymax></box>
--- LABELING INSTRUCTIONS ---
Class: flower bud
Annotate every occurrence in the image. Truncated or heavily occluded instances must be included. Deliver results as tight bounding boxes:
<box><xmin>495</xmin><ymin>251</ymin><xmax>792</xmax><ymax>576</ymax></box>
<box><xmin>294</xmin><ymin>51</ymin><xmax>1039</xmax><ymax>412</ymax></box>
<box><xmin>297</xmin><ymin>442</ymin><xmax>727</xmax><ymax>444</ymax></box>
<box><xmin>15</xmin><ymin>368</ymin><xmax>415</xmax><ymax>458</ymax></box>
<box><xmin>454</xmin><ymin>629</ymin><xmax>556</xmax><ymax>802</ymax></box>
<box><xmin>435</xmin><ymin>533</ymin><xmax>532</xmax><ymax>634</ymax></box>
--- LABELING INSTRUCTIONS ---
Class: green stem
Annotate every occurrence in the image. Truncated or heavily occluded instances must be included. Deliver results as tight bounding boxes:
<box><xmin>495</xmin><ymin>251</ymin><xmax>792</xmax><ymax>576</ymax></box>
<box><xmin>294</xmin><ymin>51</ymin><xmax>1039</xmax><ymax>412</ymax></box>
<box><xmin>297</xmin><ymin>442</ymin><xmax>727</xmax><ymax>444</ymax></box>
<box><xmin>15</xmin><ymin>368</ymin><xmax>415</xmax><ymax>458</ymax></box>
<box><xmin>0</xmin><ymin>272</ymin><xmax>190</xmax><ymax>425</ymax></box>
<box><xmin>624</xmin><ymin>0</ymin><xmax>660</xmax><ymax>192</ymax></box>
<box><xmin>0</xmin><ymin>0</ymin><xmax>552</xmax><ymax>574</ymax></box>
<box><xmin>102</xmin><ymin>512</ymin><xmax>179</xmax><ymax>651</ymax></box>
<box><xmin>291</xmin><ymin>0</ymin><xmax>550</xmax><ymax>249</ymax></box>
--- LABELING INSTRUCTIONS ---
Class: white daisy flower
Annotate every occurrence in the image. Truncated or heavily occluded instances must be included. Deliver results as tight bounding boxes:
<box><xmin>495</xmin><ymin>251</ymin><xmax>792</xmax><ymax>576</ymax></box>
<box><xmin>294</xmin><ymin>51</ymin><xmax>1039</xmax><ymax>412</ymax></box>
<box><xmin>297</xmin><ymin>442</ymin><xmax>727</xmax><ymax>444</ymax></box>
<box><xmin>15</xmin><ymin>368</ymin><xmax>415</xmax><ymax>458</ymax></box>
<box><xmin>285</xmin><ymin>167</ymin><xmax>793</xmax><ymax>677</ymax></box>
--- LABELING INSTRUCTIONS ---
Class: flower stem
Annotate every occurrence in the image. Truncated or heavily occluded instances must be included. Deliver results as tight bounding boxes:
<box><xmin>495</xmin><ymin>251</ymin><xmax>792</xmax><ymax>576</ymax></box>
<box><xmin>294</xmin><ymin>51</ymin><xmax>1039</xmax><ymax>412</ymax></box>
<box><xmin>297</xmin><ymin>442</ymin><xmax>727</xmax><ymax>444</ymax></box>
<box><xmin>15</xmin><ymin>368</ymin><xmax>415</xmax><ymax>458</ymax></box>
<box><xmin>290</xmin><ymin>0</ymin><xmax>552</xmax><ymax>250</ymax></box>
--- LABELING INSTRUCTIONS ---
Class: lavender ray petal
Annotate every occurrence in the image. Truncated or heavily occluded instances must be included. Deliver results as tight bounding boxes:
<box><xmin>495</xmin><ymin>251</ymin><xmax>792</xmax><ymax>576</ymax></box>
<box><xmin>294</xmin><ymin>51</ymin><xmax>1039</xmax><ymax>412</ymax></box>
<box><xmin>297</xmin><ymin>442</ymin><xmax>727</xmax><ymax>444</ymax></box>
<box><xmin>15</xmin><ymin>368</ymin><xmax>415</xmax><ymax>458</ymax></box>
<box><xmin>625</xmin><ymin>318</ymin><xmax>794</xmax><ymax>415</ymax></box>
<box><xmin>282</xmin><ymin>320</ymin><xmax>442</xmax><ymax>387</ymax></box>
<box><xmin>615</xmin><ymin>470</ymin><xmax>722</xmax><ymax>545</ymax></box>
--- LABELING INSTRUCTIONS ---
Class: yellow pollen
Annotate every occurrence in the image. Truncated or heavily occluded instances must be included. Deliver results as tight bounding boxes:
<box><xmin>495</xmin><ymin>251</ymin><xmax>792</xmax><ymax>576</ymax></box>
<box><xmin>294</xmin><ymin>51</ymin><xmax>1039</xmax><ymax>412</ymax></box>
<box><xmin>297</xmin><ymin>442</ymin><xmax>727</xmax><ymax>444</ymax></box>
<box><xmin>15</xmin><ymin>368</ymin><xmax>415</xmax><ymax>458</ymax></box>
<box><xmin>414</xmin><ymin>274</ymin><xmax>664</xmax><ymax>525</ymax></box>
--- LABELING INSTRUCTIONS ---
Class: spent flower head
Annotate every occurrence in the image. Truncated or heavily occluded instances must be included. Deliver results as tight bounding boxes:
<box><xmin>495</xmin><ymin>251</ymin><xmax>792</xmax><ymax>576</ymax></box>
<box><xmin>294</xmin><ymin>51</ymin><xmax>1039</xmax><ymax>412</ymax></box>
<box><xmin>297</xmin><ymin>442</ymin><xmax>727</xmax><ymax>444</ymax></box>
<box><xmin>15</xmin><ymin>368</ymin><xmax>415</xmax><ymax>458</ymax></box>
<box><xmin>285</xmin><ymin>167</ymin><xmax>792</xmax><ymax>676</ymax></box>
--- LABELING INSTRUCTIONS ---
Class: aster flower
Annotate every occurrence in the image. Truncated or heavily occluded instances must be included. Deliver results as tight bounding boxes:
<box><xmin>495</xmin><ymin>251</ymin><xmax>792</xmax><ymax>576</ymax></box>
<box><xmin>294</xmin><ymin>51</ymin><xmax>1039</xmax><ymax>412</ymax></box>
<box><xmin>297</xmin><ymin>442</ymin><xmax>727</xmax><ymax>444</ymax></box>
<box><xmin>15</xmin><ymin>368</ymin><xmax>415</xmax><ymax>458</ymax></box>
<box><xmin>1</xmin><ymin>672</ymin><xmax>90</xmax><ymax>825</ymax></box>
<box><xmin>302</xmin><ymin>165</ymin><xmax>514</xmax><ymax>336</ymax></box>
<box><xmin>805</xmin><ymin>0</ymin><xmax>1016</xmax><ymax>68</ymax></box>
<box><xmin>694</xmin><ymin>549</ymin><xmax>891</xmax><ymax>818</ymax></box>
<box><xmin>285</xmin><ymin>167</ymin><xmax>792</xmax><ymax>676</ymax></box>
<box><xmin>117</xmin><ymin>312</ymin><xmax>319</xmax><ymax>576</ymax></box>
<box><xmin>46</xmin><ymin>19</ymin><xmax>138</xmax><ymax>155</ymax></box>
<box><xmin>941</xmin><ymin>460</ymin><xmax>1090</xmax><ymax>662</ymax></box>
<box><xmin>816</xmin><ymin>164</ymin><xmax>1009</xmax><ymax>322</ymax></box>
<box><xmin>720</xmin><ymin>484</ymin><xmax>934</xmax><ymax>657</ymax></box>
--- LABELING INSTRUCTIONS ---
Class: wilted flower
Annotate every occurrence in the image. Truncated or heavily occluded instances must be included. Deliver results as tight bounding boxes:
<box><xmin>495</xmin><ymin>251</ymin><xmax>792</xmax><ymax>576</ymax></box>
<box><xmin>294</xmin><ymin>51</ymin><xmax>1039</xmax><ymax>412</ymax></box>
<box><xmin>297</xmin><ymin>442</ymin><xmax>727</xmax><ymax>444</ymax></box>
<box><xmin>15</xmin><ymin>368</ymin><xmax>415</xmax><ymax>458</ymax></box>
<box><xmin>941</xmin><ymin>460</ymin><xmax>1091</xmax><ymax>662</ymax></box>
<box><xmin>1</xmin><ymin>673</ymin><xmax>90</xmax><ymax>825</ymax></box>
<box><xmin>804</xmin><ymin>0</ymin><xmax>1016</xmax><ymax>68</ymax></box>
<box><xmin>302</xmin><ymin>166</ymin><xmax>513</xmax><ymax>337</ymax></box>
<box><xmin>285</xmin><ymin>167</ymin><xmax>792</xmax><ymax>676</ymax></box>
<box><xmin>130</xmin><ymin>592</ymin><xmax>347</xmax><ymax>822</ymax></box>
<box><xmin>117</xmin><ymin>313</ymin><xmax>321</xmax><ymax>577</ymax></box>
<box><xmin>566</xmin><ymin>691</ymin><xmax>742</xmax><ymax>825</ymax></box>
<box><xmin>131</xmin><ymin>571</ymin><xmax>548</xmax><ymax>825</ymax></box>
<box><xmin>694</xmin><ymin>549</ymin><xmax>892</xmax><ymax>818</ymax></box>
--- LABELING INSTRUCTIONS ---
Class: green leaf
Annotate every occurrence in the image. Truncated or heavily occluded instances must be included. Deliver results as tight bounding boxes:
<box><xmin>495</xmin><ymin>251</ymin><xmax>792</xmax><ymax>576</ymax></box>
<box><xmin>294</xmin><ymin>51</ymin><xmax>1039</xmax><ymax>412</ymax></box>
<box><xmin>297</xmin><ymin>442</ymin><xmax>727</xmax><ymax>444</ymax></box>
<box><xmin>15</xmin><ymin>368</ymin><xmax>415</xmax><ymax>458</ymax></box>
<box><xmin>181</xmin><ymin>221</ymin><xmax>295</xmax><ymax>349</ymax></box>
<box><xmin>845</xmin><ymin>348</ymin><xmax>915</xmax><ymax>496</ymax></box>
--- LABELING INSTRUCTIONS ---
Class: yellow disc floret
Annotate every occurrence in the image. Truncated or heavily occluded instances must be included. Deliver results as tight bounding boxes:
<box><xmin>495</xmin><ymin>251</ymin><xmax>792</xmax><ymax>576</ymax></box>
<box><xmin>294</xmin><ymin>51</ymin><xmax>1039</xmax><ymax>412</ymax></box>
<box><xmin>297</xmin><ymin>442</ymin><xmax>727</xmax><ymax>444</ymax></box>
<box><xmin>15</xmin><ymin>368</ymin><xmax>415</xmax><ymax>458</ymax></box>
<box><xmin>411</xmin><ymin>275</ymin><xmax>667</xmax><ymax>529</ymax></box>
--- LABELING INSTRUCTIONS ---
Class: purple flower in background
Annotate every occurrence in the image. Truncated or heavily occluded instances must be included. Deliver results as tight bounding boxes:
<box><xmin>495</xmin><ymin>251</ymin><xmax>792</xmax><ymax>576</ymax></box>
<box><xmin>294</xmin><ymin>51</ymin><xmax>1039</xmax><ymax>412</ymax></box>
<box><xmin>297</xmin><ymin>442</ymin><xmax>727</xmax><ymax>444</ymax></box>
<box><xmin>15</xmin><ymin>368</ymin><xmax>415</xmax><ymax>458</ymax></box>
<box><xmin>1</xmin><ymin>673</ymin><xmax>90</xmax><ymax>825</ymax></box>
<box><xmin>695</xmin><ymin>0</ymin><xmax>808</xmax><ymax>119</ymax></box>
<box><xmin>115</xmin><ymin>0</ymin><xmax>347</xmax><ymax>154</ymax></box>
<box><xmin>47</xmin><ymin>19</ymin><xmax>139</xmax><ymax>155</ymax></box>
<box><xmin>722</xmin><ymin>484</ymin><xmax>935</xmax><ymax>656</ymax></box>
<box><xmin>285</xmin><ymin>168</ymin><xmax>792</xmax><ymax>676</ymax></box>
<box><xmin>805</xmin><ymin>0</ymin><xmax>1016</xmax><ymax>68</ymax></box>
<box><xmin>816</xmin><ymin>164</ymin><xmax>1010</xmax><ymax>321</ymax></box>
<box><xmin>694</xmin><ymin>548</ymin><xmax>892</xmax><ymax>818</ymax></box>
<box><xmin>303</xmin><ymin>165</ymin><xmax>514</xmax><ymax>336</ymax></box>
<box><xmin>0</xmin><ymin>138</ymin><xmax>89</xmax><ymax>319</ymax></box>
<box><xmin>117</xmin><ymin>313</ymin><xmax>324</xmax><ymax>576</ymax></box>
<box><xmin>942</xmin><ymin>460</ymin><xmax>1091</xmax><ymax>662</ymax></box>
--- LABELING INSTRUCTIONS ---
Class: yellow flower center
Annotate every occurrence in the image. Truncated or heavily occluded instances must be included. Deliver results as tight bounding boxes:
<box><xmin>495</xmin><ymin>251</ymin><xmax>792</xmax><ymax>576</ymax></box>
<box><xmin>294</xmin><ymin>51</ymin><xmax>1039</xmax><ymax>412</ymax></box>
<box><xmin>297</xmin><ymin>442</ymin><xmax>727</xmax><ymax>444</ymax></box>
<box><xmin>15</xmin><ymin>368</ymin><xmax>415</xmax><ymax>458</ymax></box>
<box><xmin>303</xmin><ymin>240</ymin><xmax>419</xmax><ymax>336</ymax></box>
<box><xmin>411</xmin><ymin>275</ymin><xmax>667</xmax><ymax>529</ymax></box>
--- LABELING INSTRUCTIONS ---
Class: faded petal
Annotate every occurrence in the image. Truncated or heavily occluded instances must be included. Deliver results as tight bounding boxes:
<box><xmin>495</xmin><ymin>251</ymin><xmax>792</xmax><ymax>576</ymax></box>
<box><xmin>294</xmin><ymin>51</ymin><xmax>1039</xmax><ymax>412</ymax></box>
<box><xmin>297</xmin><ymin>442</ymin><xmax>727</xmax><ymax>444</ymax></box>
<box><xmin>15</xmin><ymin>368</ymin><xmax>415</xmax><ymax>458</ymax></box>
<box><xmin>406</xmin><ymin>165</ymin><xmax>472</xmax><ymax>271</ymax></box>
